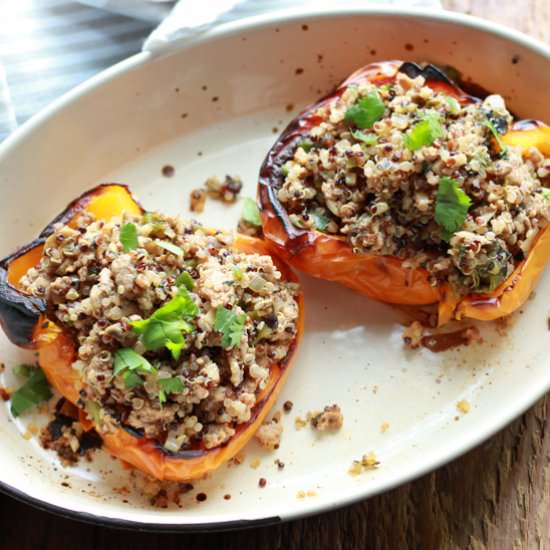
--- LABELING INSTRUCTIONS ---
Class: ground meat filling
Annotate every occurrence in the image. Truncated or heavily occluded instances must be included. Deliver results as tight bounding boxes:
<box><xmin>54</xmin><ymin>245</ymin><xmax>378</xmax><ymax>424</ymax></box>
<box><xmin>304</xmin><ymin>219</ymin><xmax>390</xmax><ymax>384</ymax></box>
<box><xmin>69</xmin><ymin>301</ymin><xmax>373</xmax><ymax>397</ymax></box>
<box><xmin>276</xmin><ymin>72</ymin><xmax>550</xmax><ymax>294</ymax></box>
<box><xmin>21</xmin><ymin>212</ymin><xmax>299</xmax><ymax>454</ymax></box>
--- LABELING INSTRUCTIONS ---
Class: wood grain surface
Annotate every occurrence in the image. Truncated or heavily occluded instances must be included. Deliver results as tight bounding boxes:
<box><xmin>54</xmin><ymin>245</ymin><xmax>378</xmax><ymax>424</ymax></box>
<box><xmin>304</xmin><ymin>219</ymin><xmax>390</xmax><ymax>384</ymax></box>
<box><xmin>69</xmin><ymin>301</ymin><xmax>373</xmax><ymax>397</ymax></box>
<box><xmin>1</xmin><ymin>2</ymin><xmax>549</xmax><ymax>549</ymax></box>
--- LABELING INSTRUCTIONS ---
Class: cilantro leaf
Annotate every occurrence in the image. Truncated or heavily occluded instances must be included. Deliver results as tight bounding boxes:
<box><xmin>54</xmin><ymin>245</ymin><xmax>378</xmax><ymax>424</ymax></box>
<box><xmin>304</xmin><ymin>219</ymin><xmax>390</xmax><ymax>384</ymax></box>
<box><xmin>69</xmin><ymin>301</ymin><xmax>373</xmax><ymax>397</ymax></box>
<box><xmin>13</xmin><ymin>364</ymin><xmax>33</xmax><ymax>379</ymax></box>
<box><xmin>351</xmin><ymin>129</ymin><xmax>378</xmax><ymax>145</ymax></box>
<box><xmin>158</xmin><ymin>377</ymin><xmax>184</xmax><ymax>394</ymax></box>
<box><xmin>113</xmin><ymin>348</ymin><xmax>155</xmax><ymax>376</ymax></box>
<box><xmin>542</xmin><ymin>188</ymin><xmax>550</xmax><ymax>200</ymax></box>
<box><xmin>214</xmin><ymin>307</ymin><xmax>247</xmax><ymax>348</ymax></box>
<box><xmin>344</xmin><ymin>92</ymin><xmax>385</xmax><ymax>129</ymax></box>
<box><xmin>445</xmin><ymin>96</ymin><xmax>461</xmax><ymax>115</ymax></box>
<box><xmin>120</xmin><ymin>223</ymin><xmax>139</xmax><ymax>252</ymax></box>
<box><xmin>175</xmin><ymin>271</ymin><xmax>194</xmax><ymax>290</ymax></box>
<box><xmin>241</xmin><ymin>198</ymin><xmax>261</xmax><ymax>227</ymax></box>
<box><xmin>484</xmin><ymin>119</ymin><xmax>508</xmax><ymax>158</ymax></box>
<box><xmin>434</xmin><ymin>177</ymin><xmax>472</xmax><ymax>241</ymax></box>
<box><xmin>10</xmin><ymin>367</ymin><xmax>52</xmax><ymax>417</ymax></box>
<box><xmin>404</xmin><ymin>113</ymin><xmax>444</xmax><ymax>151</ymax></box>
<box><xmin>310</xmin><ymin>212</ymin><xmax>330</xmax><ymax>232</ymax></box>
<box><xmin>130</xmin><ymin>288</ymin><xmax>198</xmax><ymax>359</ymax></box>
<box><xmin>156</xmin><ymin>240</ymin><xmax>183</xmax><ymax>257</ymax></box>
<box><xmin>123</xmin><ymin>371</ymin><xmax>144</xmax><ymax>389</ymax></box>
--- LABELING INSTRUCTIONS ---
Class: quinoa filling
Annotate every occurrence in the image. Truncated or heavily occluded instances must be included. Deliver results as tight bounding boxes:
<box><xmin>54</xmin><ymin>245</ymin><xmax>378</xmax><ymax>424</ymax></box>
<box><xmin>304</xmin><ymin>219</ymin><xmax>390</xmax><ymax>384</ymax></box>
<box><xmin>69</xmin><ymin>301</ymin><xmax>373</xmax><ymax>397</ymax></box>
<box><xmin>276</xmin><ymin>71</ymin><xmax>550</xmax><ymax>294</ymax></box>
<box><xmin>20</xmin><ymin>212</ymin><xmax>299</xmax><ymax>453</ymax></box>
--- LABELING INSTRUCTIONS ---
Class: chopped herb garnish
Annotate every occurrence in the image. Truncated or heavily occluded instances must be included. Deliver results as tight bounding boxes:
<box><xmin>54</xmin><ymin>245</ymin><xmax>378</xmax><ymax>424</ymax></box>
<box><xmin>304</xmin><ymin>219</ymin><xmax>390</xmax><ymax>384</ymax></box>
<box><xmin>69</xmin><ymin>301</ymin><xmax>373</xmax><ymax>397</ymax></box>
<box><xmin>280</xmin><ymin>162</ymin><xmax>292</xmax><ymax>177</ymax></box>
<box><xmin>158</xmin><ymin>377</ymin><xmax>184</xmax><ymax>395</ymax></box>
<box><xmin>214</xmin><ymin>307</ymin><xmax>247</xmax><ymax>348</ymax></box>
<box><xmin>434</xmin><ymin>176</ymin><xmax>472</xmax><ymax>241</ymax></box>
<box><xmin>351</xmin><ymin>129</ymin><xmax>378</xmax><ymax>145</ymax></box>
<box><xmin>130</xmin><ymin>288</ymin><xmax>198</xmax><ymax>360</ymax></box>
<box><xmin>123</xmin><ymin>370</ymin><xmax>145</xmax><ymax>389</ymax></box>
<box><xmin>542</xmin><ymin>188</ymin><xmax>550</xmax><ymax>200</ymax></box>
<box><xmin>241</xmin><ymin>198</ymin><xmax>261</xmax><ymax>227</ymax></box>
<box><xmin>158</xmin><ymin>389</ymin><xmax>167</xmax><ymax>404</ymax></box>
<box><xmin>10</xmin><ymin>367</ymin><xmax>52</xmax><ymax>417</ymax></box>
<box><xmin>344</xmin><ymin>91</ymin><xmax>385</xmax><ymax>129</ymax></box>
<box><xmin>85</xmin><ymin>401</ymin><xmax>101</xmax><ymax>425</ymax></box>
<box><xmin>445</xmin><ymin>96</ymin><xmax>461</xmax><ymax>115</ymax></box>
<box><xmin>484</xmin><ymin>119</ymin><xmax>508</xmax><ymax>157</ymax></box>
<box><xmin>175</xmin><ymin>271</ymin><xmax>194</xmax><ymax>290</ymax></box>
<box><xmin>156</xmin><ymin>240</ymin><xmax>183</xmax><ymax>257</ymax></box>
<box><xmin>297</xmin><ymin>138</ymin><xmax>314</xmax><ymax>152</ymax></box>
<box><xmin>12</xmin><ymin>364</ymin><xmax>32</xmax><ymax>379</ymax></box>
<box><xmin>233</xmin><ymin>267</ymin><xmax>244</xmax><ymax>281</ymax></box>
<box><xmin>404</xmin><ymin>113</ymin><xmax>444</xmax><ymax>151</ymax></box>
<box><xmin>113</xmin><ymin>348</ymin><xmax>155</xmax><ymax>376</ymax></box>
<box><xmin>120</xmin><ymin>222</ymin><xmax>139</xmax><ymax>252</ymax></box>
<box><xmin>310</xmin><ymin>212</ymin><xmax>330</xmax><ymax>231</ymax></box>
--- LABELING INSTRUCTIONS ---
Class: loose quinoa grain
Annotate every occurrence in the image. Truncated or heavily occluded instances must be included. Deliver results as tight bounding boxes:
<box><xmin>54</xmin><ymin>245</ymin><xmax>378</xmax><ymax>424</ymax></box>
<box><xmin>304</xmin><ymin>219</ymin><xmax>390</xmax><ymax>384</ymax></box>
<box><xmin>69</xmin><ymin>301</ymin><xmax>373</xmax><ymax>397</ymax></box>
<box><xmin>276</xmin><ymin>71</ymin><xmax>550</xmax><ymax>295</ymax></box>
<box><xmin>21</xmin><ymin>211</ymin><xmax>299</xmax><ymax>454</ymax></box>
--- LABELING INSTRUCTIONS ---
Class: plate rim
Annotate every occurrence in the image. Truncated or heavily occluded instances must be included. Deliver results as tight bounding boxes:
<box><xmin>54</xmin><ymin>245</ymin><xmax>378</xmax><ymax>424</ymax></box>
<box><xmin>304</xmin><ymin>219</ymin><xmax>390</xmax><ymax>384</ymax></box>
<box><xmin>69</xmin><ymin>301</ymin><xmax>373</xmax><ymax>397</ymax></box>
<box><xmin>1</xmin><ymin>4</ymin><xmax>549</xmax><ymax>530</ymax></box>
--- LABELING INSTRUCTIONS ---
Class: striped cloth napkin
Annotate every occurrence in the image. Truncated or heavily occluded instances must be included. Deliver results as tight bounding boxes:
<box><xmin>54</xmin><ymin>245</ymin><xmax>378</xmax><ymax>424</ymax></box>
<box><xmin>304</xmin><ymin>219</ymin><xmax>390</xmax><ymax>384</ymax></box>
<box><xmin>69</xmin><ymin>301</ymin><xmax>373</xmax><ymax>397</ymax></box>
<box><xmin>0</xmin><ymin>0</ymin><xmax>441</xmax><ymax>141</ymax></box>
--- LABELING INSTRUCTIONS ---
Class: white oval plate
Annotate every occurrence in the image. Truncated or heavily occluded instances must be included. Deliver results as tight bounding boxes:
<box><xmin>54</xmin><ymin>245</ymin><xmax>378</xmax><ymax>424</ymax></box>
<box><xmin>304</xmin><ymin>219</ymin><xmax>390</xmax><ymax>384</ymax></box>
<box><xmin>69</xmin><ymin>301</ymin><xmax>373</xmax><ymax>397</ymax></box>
<box><xmin>0</xmin><ymin>7</ymin><xmax>549</xmax><ymax>530</ymax></box>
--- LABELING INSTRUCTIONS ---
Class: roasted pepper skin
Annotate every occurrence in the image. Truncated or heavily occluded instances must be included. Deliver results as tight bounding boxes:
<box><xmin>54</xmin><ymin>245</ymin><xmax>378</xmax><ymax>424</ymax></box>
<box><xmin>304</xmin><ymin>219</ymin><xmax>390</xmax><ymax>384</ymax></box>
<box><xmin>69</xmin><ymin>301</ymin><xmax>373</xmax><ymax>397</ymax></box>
<box><xmin>0</xmin><ymin>184</ymin><xmax>304</xmax><ymax>481</ymax></box>
<box><xmin>258</xmin><ymin>60</ymin><xmax>550</xmax><ymax>325</ymax></box>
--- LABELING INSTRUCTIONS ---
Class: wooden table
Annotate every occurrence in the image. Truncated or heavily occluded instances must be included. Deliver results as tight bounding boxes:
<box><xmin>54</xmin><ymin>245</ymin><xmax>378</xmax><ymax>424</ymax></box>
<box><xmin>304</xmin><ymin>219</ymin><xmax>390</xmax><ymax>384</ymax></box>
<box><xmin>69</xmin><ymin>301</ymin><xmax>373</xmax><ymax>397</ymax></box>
<box><xmin>1</xmin><ymin>1</ymin><xmax>549</xmax><ymax>548</ymax></box>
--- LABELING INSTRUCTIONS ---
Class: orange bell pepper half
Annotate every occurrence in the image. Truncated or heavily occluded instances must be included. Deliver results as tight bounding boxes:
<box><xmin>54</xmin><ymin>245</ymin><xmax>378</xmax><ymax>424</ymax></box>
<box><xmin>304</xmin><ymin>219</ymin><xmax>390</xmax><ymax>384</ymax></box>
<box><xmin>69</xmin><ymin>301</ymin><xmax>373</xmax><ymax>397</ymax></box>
<box><xmin>259</xmin><ymin>60</ymin><xmax>550</xmax><ymax>325</ymax></box>
<box><xmin>0</xmin><ymin>184</ymin><xmax>303</xmax><ymax>481</ymax></box>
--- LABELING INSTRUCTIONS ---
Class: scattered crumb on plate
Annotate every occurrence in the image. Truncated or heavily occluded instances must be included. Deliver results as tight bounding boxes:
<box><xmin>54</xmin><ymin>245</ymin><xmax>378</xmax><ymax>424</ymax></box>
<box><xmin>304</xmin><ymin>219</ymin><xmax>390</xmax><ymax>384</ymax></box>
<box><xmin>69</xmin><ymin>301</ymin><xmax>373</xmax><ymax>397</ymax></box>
<box><xmin>380</xmin><ymin>421</ymin><xmax>390</xmax><ymax>433</ymax></box>
<box><xmin>310</xmin><ymin>404</ymin><xmax>343</xmax><ymax>431</ymax></box>
<box><xmin>348</xmin><ymin>452</ymin><xmax>380</xmax><ymax>477</ymax></box>
<box><xmin>456</xmin><ymin>399</ymin><xmax>471</xmax><ymax>414</ymax></box>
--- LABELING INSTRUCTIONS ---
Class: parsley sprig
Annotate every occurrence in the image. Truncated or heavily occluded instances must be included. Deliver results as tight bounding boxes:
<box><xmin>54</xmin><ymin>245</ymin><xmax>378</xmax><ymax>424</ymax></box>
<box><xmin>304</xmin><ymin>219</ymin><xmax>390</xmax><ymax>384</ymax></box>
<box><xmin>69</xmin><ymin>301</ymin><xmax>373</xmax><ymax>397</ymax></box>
<box><xmin>131</xmin><ymin>287</ymin><xmax>198</xmax><ymax>360</ymax></box>
<box><xmin>344</xmin><ymin>91</ymin><xmax>385</xmax><ymax>129</ymax></box>
<box><xmin>120</xmin><ymin>222</ymin><xmax>139</xmax><ymax>252</ymax></box>
<box><xmin>214</xmin><ymin>307</ymin><xmax>247</xmax><ymax>348</ymax></box>
<box><xmin>10</xmin><ymin>367</ymin><xmax>52</xmax><ymax>417</ymax></box>
<box><xmin>434</xmin><ymin>177</ymin><xmax>472</xmax><ymax>241</ymax></box>
<box><xmin>404</xmin><ymin>113</ymin><xmax>444</xmax><ymax>151</ymax></box>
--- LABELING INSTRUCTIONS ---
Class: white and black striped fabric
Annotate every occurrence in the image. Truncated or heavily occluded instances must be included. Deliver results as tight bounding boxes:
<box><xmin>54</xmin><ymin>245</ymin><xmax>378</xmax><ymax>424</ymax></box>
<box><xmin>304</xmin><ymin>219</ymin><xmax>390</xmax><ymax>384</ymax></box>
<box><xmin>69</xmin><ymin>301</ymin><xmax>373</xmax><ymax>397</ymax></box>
<box><xmin>0</xmin><ymin>0</ymin><xmax>154</xmax><ymax>139</ymax></box>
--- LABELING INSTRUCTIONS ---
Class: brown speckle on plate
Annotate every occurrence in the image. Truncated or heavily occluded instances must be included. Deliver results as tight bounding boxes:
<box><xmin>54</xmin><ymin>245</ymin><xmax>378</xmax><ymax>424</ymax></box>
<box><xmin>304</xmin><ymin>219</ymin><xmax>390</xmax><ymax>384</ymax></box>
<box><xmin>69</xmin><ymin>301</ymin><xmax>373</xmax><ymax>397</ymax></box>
<box><xmin>301</xmin><ymin>24</ymin><xmax>309</xmax><ymax>31</ymax></box>
<box><xmin>161</xmin><ymin>165</ymin><xmax>175</xmax><ymax>178</ymax></box>
<box><xmin>223</xmin><ymin>493</ymin><xmax>231</xmax><ymax>500</ymax></box>
<box><xmin>405</xmin><ymin>43</ymin><xmax>414</xmax><ymax>51</ymax></box>
<box><xmin>512</xmin><ymin>54</ymin><xmax>520</xmax><ymax>64</ymax></box>
<box><xmin>201</xmin><ymin>85</ymin><xmax>208</xmax><ymax>91</ymax></box>
<box><xmin>272</xmin><ymin>126</ymin><xmax>279</xmax><ymax>134</ymax></box>
<box><xmin>196</xmin><ymin>492</ymin><xmax>207</xmax><ymax>502</ymax></box>
<box><xmin>295</xmin><ymin>68</ymin><xmax>304</xmax><ymax>75</ymax></box>
<box><xmin>258</xmin><ymin>477</ymin><xmax>267</xmax><ymax>488</ymax></box>
<box><xmin>181</xmin><ymin>113</ymin><xmax>188</xmax><ymax>119</ymax></box>
<box><xmin>285</xmin><ymin>103</ymin><xmax>294</xmax><ymax>112</ymax></box>
<box><xmin>212</xmin><ymin>96</ymin><xmax>219</xmax><ymax>102</ymax></box>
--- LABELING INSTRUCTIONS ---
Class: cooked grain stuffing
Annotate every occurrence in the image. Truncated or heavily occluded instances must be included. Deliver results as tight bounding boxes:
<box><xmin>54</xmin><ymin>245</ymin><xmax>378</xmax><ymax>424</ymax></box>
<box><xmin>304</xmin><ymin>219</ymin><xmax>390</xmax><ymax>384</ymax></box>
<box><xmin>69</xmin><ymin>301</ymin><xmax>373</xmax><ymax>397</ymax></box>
<box><xmin>20</xmin><ymin>212</ymin><xmax>299</xmax><ymax>453</ymax></box>
<box><xmin>276</xmin><ymin>72</ymin><xmax>550</xmax><ymax>294</ymax></box>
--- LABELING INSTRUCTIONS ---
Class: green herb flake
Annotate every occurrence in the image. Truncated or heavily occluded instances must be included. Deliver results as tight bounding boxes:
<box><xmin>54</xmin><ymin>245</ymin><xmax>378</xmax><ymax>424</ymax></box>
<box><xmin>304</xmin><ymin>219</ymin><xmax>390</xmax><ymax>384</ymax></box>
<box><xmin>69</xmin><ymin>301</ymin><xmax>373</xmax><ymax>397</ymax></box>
<box><xmin>85</xmin><ymin>401</ymin><xmax>101</xmax><ymax>425</ymax></box>
<box><xmin>175</xmin><ymin>271</ymin><xmax>195</xmax><ymax>290</ymax></box>
<box><xmin>233</xmin><ymin>267</ymin><xmax>244</xmax><ymax>281</ymax></box>
<box><xmin>155</xmin><ymin>240</ymin><xmax>183</xmax><ymax>257</ymax></box>
<box><xmin>214</xmin><ymin>307</ymin><xmax>247</xmax><ymax>348</ymax></box>
<box><xmin>10</xmin><ymin>367</ymin><xmax>52</xmax><ymax>417</ymax></box>
<box><xmin>310</xmin><ymin>212</ymin><xmax>330</xmax><ymax>232</ymax></box>
<box><xmin>445</xmin><ymin>96</ymin><xmax>461</xmax><ymax>115</ymax></box>
<box><xmin>345</xmin><ymin>91</ymin><xmax>385</xmax><ymax>129</ymax></box>
<box><xmin>280</xmin><ymin>162</ymin><xmax>292</xmax><ymax>177</ymax></box>
<box><xmin>404</xmin><ymin>113</ymin><xmax>444</xmax><ymax>151</ymax></box>
<box><xmin>158</xmin><ymin>377</ymin><xmax>184</xmax><ymax>395</ymax></box>
<box><xmin>123</xmin><ymin>371</ymin><xmax>145</xmax><ymax>389</ymax></box>
<box><xmin>434</xmin><ymin>176</ymin><xmax>472</xmax><ymax>241</ymax></box>
<box><xmin>297</xmin><ymin>138</ymin><xmax>314</xmax><ymax>152</ymax></box>
<box><xmin>484</xmin><ymin>119</ymin><xmax>508</xmax><ymax>158</ymax></box>
<box><xmin>350</xmin><ymin>129</ymin><xmax>378</xmax><ymax>145</ymax></box>
<box><xmin>130</xmin><ymin>288</ymin><xmax>198</xmax><ymax>359</ymax></box>
<box><xmin>120</xmin><ymin>222</ymin><xmax>139</xmax><ymax>252</ymax></box>
<box><xmin>158</xmin><ymin>389</ymin><xmax>166</xmax><ymax>405</ymax></box>
<box><xmin>113</xmin><ymin>348</ymin><xmax>155</xmax><ymax>376</ymax></box>
<box><xmin>241</xmin><ymin>197</ymin><xmax>261</xmax><ymax>227</ymax></box>
<box><xmin>542</xmin><ymin>188</ymin><xmax>550</xmax><ymax>200</ymax></box>
<box><xmin>12</xmin><ymin>364</ymin><xmax>32</xmax><ymax>379</ymax></box>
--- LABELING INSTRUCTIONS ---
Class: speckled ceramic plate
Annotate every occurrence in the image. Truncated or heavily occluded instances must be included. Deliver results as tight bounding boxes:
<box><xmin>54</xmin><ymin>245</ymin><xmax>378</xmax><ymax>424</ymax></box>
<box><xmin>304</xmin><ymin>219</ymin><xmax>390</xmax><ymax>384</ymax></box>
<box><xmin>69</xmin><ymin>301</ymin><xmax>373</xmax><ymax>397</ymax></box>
<box><xmin>0</xmin><ymin>6</ymin><xmax>549</xmax><ymax>531</ymax></box>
